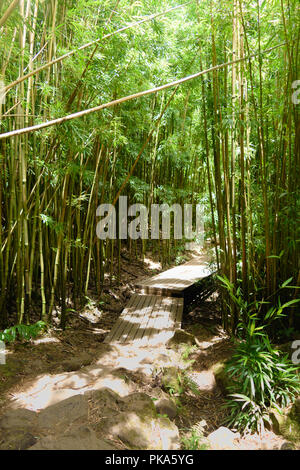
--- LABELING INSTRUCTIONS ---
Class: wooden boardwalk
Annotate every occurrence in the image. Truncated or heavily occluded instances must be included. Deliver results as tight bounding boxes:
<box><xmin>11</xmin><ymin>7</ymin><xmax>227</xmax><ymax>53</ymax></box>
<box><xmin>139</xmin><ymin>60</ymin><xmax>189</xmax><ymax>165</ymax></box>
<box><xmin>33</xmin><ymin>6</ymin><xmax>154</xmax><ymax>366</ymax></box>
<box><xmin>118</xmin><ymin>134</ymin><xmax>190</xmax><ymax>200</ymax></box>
<box><xmin>136</xmin><ymin>255</ymin><xmax>212</xmax><ymax>296</ymax></box>
<box><xmin>104</xmin><ymin>294</ymin><xmax>183</xmax><ymax>346</ymax></box>
<box><xmin>104</xmin><ymin>254</ymin><xmax>213</xmax><ymax>346</ymax></box>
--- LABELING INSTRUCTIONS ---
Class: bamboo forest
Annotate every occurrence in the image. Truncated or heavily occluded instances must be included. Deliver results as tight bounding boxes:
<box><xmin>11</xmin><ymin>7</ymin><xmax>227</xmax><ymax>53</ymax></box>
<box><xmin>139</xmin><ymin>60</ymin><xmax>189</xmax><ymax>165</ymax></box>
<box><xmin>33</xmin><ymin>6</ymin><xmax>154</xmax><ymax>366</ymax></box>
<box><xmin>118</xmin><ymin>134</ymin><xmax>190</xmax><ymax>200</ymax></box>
<box><xmin>0</xmin><ymin>0</ymin><xmax>299</xmax><ymax>452</ymax></box>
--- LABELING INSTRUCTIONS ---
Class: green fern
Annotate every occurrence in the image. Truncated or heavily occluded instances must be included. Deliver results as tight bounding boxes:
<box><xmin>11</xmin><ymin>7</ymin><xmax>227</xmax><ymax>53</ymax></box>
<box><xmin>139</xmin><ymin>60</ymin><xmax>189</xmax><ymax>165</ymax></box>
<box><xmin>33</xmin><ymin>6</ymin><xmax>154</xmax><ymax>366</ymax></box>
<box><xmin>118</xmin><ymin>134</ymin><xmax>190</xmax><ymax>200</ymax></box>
<box><xmin>0</xmin><ymin>321</ymin><xmax>47</xmax><ymax>344</ymax></box>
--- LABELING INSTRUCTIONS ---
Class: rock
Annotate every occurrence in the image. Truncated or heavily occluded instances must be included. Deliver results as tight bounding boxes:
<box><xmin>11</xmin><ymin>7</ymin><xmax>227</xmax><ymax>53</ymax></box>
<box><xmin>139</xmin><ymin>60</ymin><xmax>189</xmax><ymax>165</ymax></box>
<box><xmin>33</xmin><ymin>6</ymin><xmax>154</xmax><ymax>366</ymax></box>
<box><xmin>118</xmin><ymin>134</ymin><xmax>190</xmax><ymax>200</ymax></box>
<box><xmin>15</xmin><ymin>432</ymin><xmax>37</xmax><ymax>450</ymax></box>
<box><xmin>282</xmin><ymin>414</ymin><xmax>300</xmax><ymax>443</ymax></box>
<box><xmin>270</xmin><ymin>404</ymin><xmax>300</xmax><ymax>442</ymax></box>
<box><xmin>0</xmin><ymin>408</ymin><xmax>38</xmax><ymax>430</ymax></box>
<box><xmin>292</xmin><ymin>398</ymin><xmax>300</xmax><ymax>420</ymax></box>
<box><xmin>207</xmin><ymin>427</ymin><xmax>240</xmax><ymax>450</ymax></box>
<box><xmin>161</xmin><ymin>367</ymin><xmax>182</xmax><ymax>395</ymax></box>
<box><xmin>157</xmin><ymin>416</ymin><xmax>180</xmax><ymax>450</ymax></box>
<box><xmin>155</xmin><ymin>395</ymin><xmax>177</xmax><ymax>420</ymax></box>
<box><xmin>270</xmin><ymin>409</ymin><xmax>286</xmax><ymax>435</ymax></box>
<box><xmin>99</xmin><ymin>392</ymin><xmax>156</xmax><ymax>449</ymax></box>
<box><xmin>102</xmin><ymin>413</ymin><xmax>155</xmax><ymax>449</ymax></box>
<box><xmin>87</xmin><ymin>387</ymin><xmax>128</xmax><ymax>419</ymax></box>
<box><xmin>188</xmin><ymin>370</ymin><xmax>216</xmax><ymax>391</ymax></box>
<box><xmin>211</xmin><ymin>361</ymin><xmax>232</xmax><ymax>392</ymax></box>
<box><xmin>38</xmin><ymin>394</ymin><xmax>89</xmax><ymax>431</ymax></box>
<box><xmin>88</xmin><ymin>387</ymin><xmax>122</xmax><ymax>406</ymax></box>
<box><xmin>61</xmin><ymin>359</ymin><xmax>82</xmax><ymax>372</ymax></box>
<box><xmin>98</xmin><ymin>392</ymin><xmax>180</xmax><ymax>450</ymax></box>
<box><xmin>166</xmin><ymin>329</ymin><xmax>196</xmax><ymax>348</ymax></box>
<box><xmin>0</xmin><ymin>430</ymin><xmax>37</xmax><ymax>450</ymax></box>
<box><xmin>91</xmin><ymin>368</ymin><xmax>136</xmax><ymax>397</ymax></box>
<box><xmin>280</xmin><ymin>441</ymin><xmax>296</xmax><ymax>450</ymax></box>
<box><xmin>29</xmin><ymin>426</ymin><xmax>117</xmax><ymax>450</ymax></box>
<box><xmin>0</xmin><ymin>408</ymin><xmax>39</xmax><ymax>450</ymax></box>
<box><xmin>155</xmin><ymin>352</ymin><xmax>172</xmax><ymax>364</ymax></box>
<box><xmin>46</xmin><ymin>352</ymin><xmax>56</xmax><ymax>361</ymax></box>
<box><xmin>121</xmin><ymin>392</ymin><xmax>157</xmax><ymax>416</ymax></box>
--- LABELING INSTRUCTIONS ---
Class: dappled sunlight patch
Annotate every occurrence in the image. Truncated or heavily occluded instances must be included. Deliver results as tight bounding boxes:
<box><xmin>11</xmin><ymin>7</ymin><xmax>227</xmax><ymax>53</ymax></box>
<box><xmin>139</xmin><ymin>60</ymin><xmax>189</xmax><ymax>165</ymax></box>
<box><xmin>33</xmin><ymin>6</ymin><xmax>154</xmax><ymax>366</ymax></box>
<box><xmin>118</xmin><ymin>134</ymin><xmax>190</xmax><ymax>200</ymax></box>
<box><xmin>32</xmin><ymin>337</ymin><xmax>60</xmax><ymax>346</ymax></box>
<box><xmin>196</xmin><ymin>333</ymin><xmax>227</xmax><ymax>351</ymax></box>
<box><xmin>186</xmin><ymin>370</ymin><xmax>216</xmax><ymax>392</ymax></box>
<box><xmin>11</xmin><ymin>373</ymin><xmax>78</xmax><ymax>411</ymax></box>
<box><xmin>236</xmin><ymin>430</ymin><xmax>287</xmax><ymax>450</ymax></box>
<box><xmin>79</xmin><ymin>308</ymin><xmax>103</xmax><ymax>324</ymax></box>
<box><xmin>86</xmin><ymin>327</ymin><xmax>109</xmax><ymax>335</ymax></box>
<box><xmin>92</xmin><ymin>343</ymin><xmax>181</xmax><ymax>376</ymax></box>
<box><xmin>54</xmin><ymin>372</ymin><xmax>94</xmax><ymax>391</ymax></box>
<box><xmin>144</xmin><ymin>257</ymin><xmax>162</xmax><ymax>271</ymax></box>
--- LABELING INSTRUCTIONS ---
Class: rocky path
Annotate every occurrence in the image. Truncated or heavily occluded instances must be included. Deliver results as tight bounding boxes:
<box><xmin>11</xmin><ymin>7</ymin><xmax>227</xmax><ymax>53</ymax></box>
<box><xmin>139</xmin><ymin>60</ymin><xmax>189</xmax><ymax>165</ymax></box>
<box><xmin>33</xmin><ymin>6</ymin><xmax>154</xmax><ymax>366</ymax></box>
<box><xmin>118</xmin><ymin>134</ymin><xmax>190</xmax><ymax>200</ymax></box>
<box><xmin>0</xmin><ymin>249</ymin><xmax>295</xmax><ymax>450</ymax></box>
<box><xmin>0</xmin><ymin>322</ymin><xmax>292</xmax><ymax>450</ymax></box>
<box><xmin>0</xmin><ymin>339</ymin><xmax>192</xmax><ymax>450</ymax></box>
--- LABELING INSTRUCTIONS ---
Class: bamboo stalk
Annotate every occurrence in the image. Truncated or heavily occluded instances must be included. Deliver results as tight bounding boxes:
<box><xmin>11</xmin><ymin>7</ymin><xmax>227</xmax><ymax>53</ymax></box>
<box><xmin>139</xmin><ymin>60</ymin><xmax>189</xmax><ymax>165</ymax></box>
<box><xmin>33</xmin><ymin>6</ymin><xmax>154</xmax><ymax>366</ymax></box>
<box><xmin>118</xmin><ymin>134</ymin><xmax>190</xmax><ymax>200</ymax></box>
<box><xmin>0</xmin><ymin>42</ymin><xmax>288</xmax><ymax>141</ymax></box>
<box><xmin>3</xmin><ymin>2</ymin><xmax>193</xmax><ymax>94</ymax></box>
<box><xmin>0</xmin><ymin>0</ymin><xmax>20</xmax><ymax>28</ymax></box>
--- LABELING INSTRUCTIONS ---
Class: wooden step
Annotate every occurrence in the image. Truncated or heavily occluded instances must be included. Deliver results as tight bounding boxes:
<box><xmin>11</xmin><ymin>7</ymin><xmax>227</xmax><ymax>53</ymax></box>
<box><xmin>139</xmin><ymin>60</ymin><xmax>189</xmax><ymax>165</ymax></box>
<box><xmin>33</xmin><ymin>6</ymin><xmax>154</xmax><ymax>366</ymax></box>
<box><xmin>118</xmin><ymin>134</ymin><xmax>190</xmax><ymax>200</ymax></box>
<box><xmin>136</xmin><ymin>256</ymin><xmax>213</xmax><ymax>296</ymax></box>
<box><xmin>104</xmin><ymin>294</ymin><xmax>183</xmax><ymax>346</ymax></box>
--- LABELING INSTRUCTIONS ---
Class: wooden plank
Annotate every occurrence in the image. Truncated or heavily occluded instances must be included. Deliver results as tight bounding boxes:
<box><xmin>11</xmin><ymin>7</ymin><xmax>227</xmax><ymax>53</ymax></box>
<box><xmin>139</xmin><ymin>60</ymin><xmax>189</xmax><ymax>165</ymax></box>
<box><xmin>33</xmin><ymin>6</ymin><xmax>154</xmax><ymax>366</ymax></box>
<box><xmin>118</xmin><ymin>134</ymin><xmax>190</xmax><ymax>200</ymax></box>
<box><xmin>143</xmin><ymin>296</ymin><xmax>166</xmax><ymax>344</ymax></box>
<box><xmin>152</xmin><ymin>298</ymin><xmax>175</xmax><ymax>333</ymax></box>
<box><xmin>114</xmin><ymin>294</ymin><xmax>149</xmax><ymax>343</ymax></box>
<box><xmin>174</xmin><ymin>298</ymin><xmax>184</xmax><ymax>329</ymax></box>
<box><xmin>163</xmin><ymin>298</ymin><xmax>182</xmax><ymax>343</ymax></box>
<box><xmin>105</xmin><ymin>295</ymin><xmax>183</xmax><ymax>347</ymax></box>
<box><xmin>104</xmin><ymin>294</ymin><xmax>143</xmax><ymax>343</ymax></box>
<box><xmin>154</xmin><ymin>297</ymin><xmax>183</xmax><ymax>345</ymax></box>
<box><xmin>136</xmin><ymin>256</ymin><xmax>213</xmax><ymax>296</ymax></box>
<box><xmin>103</xmin><ymin>295</ymin><xmax>136</xmax><ymax>343</ymax></box>
<box><xmin>120</xmin><ymin>295</ymin><xmax>157</xmax><ymax>344</ymax></box>
<box><xmin>131</xmin><ymin>295</ymin><xmax>160</xmax><ymax>346</ymax></box>
<box><xmin>138</xmin><ymin>285</ymin><xmax>183</xmax><ymax>297</ymax></box>
<box><xmin>148</xmin><ymin>300</ymin><xmax>175</xmax><ymax>346</ymax></box>
<box><xmin>148</xmin><ymin>297</ymin><xmax>180</xmax><ymax>346</ymax></box>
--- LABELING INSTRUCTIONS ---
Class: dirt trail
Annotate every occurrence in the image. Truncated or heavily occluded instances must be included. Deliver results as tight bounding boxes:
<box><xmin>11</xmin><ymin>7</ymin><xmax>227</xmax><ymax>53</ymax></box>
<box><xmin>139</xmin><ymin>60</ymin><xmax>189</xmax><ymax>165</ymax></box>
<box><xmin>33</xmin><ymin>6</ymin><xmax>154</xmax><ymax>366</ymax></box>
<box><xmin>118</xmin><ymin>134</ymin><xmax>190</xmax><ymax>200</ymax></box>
<box><xmin>0</xmin><ymin>249</ymin><xmax>289</xmax><ymax>450</ymax></box>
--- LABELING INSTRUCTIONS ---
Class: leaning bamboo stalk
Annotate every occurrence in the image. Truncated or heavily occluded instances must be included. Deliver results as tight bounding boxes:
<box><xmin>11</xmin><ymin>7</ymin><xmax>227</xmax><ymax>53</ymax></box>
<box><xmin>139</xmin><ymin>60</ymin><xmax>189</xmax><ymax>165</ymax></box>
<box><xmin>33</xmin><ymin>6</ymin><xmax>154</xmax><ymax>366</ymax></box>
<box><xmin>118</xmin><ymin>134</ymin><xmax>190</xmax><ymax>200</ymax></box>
<box><xmin>0</xmin><ymin>0</ymin><xmax>20</xmax><ymax>28</ymax></box>
<box><xmin>2</xmin><ymin>2</ymin><xmax>193</xmax><ymax>94</ymax></box>
<box><xmin>0</xmin><ymin>41</ymin><xmax>288</xmax><ymax>141</ymax></box>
